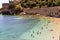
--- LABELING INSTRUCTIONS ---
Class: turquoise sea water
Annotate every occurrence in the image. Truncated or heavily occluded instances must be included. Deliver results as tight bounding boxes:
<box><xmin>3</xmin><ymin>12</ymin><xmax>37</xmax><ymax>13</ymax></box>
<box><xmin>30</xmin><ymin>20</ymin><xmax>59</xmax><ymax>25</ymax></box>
<box><xmin>0</xmin><ymin>15</ymin><xmax>58</xmax><ymax>40</ymax></box>
<box><xmin>0</xmin><ymin>15</ymin><xmax>46</xmax><ymax>40</ymax></box>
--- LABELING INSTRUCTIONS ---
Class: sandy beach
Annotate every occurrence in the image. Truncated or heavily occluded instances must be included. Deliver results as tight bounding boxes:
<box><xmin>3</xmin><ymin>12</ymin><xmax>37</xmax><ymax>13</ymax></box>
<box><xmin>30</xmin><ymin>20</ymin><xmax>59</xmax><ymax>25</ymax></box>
<box><xmin>19</xmin><ymin>16</ymin><xmax>60</xmax><ymax>40</ymax></box>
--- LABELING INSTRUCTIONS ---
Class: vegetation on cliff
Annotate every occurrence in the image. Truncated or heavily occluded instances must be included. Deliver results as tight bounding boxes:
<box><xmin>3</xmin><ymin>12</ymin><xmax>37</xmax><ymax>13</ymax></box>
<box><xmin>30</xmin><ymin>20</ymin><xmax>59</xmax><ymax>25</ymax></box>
<box><xmin>20</xmin><ymin>0</ymin><xmax>60</xmax><ymax>8</ymax></box>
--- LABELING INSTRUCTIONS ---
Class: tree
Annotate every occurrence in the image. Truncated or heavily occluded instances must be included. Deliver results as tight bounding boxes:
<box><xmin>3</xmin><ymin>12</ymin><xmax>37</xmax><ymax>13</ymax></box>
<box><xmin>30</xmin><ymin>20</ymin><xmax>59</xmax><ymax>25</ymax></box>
<box><xmin>48</xmin><ymin>0</ymin><xmax>54</xmax><ymax>7</ymax></box>
<box><xmin>57</xmin><ymin>2</ymin><xmax>60</xmax><ymax>6</ymax></box>
<box><xmin>21</xmin><ymin>0</ymin><xmax>39</xmax><ymax>8</ymax></box>
<box><xmin>15</xmin><ymin>3</ymin><xmax>23</xmax><ymax>14</ymax></box>
<box><xmin>21</xmin><ymin>2</ymin><xmax>28</xmax><ymax>8</ymax></box>
<box><xmin>15</xmin><ymin>3</ymin><xmax>23</xmax><ymax>11</ymax></box>
<box><xmin>8</xmin><ymin>3</ymin><xmax>15</xmax><ymax>9</ymax></box>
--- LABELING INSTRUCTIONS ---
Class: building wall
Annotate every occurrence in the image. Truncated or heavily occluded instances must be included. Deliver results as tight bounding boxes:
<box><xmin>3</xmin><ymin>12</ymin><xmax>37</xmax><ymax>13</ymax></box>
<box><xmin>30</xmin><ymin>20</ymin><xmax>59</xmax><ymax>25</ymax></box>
<box><xmin>2</xmin><ymin>3</ymin><xmax>9</xmax><ymax>9</ymax></box>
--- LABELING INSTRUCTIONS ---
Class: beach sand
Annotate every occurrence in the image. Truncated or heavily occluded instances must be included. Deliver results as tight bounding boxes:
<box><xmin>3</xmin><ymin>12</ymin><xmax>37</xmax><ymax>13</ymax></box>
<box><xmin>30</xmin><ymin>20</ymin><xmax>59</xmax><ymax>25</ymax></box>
<box><xmin>19</xmin><ymin>16</ymin><xmax>60</xmax><ymax>40</ymax></box>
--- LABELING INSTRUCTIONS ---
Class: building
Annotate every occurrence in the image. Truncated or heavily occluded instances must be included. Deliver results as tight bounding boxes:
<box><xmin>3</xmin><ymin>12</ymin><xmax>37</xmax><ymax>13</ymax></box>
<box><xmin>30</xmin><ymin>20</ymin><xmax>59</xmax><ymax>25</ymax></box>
<box><xmin>2</xmin><ymin>3</ymin><xmax>9</xmax><ymax>9</ymax></box>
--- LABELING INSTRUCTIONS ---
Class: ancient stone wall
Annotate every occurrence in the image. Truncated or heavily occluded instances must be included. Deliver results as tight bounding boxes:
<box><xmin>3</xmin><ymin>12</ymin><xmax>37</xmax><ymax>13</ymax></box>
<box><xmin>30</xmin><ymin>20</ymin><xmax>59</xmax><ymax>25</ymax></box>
<box><xmin>26</xmin><ymin>6</ymin><xmax>60</xmax><ymax>17</ymax></box>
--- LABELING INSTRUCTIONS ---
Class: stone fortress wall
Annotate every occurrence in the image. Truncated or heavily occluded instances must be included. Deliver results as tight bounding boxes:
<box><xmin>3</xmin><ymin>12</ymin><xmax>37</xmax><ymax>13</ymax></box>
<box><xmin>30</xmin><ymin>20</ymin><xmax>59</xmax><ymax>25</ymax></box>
<box><xmin>26</xmin><ymin>6</ymin><xmax>60</xmax><ymax>18</ymax></box>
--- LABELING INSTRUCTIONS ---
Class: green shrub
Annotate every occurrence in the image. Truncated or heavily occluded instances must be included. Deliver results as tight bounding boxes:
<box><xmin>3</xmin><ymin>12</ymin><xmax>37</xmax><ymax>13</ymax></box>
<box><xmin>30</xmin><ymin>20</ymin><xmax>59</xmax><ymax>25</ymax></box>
<box><xmin>21</xmin><ymin>2</ymin><xmax>28</xmax><ymax>8</ymax></box>
<box><xmin>57</xmin><ymin>2</ymin><xmax>60</xmax><ymax>6</ymax></box>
